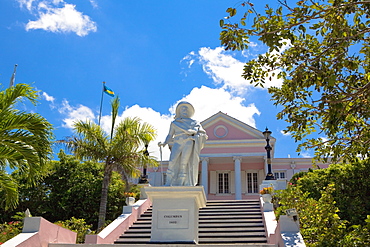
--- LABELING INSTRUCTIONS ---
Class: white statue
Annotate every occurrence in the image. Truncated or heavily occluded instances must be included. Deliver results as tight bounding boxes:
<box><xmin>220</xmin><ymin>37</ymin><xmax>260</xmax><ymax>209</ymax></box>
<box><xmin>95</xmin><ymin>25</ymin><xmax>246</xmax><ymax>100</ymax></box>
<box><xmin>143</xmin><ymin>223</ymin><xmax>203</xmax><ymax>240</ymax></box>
<box><xmin>160</xmin><ymin>101</ymin><xmax>207</xmax><ymax>186</ymax></box>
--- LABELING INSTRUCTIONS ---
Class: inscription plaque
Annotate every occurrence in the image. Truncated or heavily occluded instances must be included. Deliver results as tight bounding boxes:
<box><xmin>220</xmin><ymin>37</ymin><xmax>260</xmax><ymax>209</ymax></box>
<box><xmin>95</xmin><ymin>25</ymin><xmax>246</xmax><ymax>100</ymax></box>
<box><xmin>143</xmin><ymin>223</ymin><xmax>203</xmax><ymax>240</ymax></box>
<box><xmin>157</xmin><ymin>209</ymin><xmax>189</xmax><ymax>229</ymax></box>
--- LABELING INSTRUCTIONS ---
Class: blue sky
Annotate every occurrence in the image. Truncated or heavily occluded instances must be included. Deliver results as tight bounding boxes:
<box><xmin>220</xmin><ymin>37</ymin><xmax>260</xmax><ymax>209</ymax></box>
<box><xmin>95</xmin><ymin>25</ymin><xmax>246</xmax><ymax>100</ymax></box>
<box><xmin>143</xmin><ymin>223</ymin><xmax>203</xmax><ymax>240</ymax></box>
<box><xmin>0</xmin><ymin>0</ymin><xmax>313</xmax><ymax>160</ymax></box>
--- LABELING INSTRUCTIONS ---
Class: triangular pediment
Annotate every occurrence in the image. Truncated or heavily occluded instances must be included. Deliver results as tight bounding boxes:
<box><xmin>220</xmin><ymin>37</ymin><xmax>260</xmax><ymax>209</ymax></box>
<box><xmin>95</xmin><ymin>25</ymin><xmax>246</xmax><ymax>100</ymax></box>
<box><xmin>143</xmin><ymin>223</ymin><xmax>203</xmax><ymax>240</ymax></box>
<box><xmin>201</xmin><ymin>112</ymin><xmax>265</xmax><ymax>141</ymax></box>
<box><xmin>200</xmin><ymin>112</ymin><xmax>275</xmax><ymax>157</ymax></box>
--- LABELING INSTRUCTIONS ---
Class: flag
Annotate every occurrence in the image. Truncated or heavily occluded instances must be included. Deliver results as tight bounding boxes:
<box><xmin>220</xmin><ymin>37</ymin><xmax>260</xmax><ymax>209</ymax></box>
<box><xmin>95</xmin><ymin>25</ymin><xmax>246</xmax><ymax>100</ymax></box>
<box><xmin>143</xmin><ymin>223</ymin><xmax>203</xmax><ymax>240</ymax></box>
<box><xmin>103</xmin><ymin>84</ymin><xmax>115</xmax><ymax>97</ymax></box>
<box><xmin>9</xmin><ymin>64</ymin><xmax>18</xmax><ymax>87</ymax></box>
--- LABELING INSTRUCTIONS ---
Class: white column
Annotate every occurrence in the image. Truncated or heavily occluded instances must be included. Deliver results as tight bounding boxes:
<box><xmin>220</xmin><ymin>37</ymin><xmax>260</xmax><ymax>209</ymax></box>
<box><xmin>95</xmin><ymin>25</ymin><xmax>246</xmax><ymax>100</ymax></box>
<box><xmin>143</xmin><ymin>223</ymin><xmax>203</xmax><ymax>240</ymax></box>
<box><xmin>233</xmin><ymin>156</ymin><xmax>242</xmax><ymax>200</ymax></box>
<box><xmin>201</xmin><ymin>157</ymin><xmax>209</xmax><ymax>196</ymax></box>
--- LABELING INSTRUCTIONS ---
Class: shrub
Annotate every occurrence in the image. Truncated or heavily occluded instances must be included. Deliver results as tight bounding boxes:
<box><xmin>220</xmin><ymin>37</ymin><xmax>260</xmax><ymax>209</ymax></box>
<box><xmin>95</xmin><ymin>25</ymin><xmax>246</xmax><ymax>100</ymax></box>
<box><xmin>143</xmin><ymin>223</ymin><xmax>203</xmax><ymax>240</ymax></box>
<box><xmin>0</xmin><ymin>220</ymin><xmax>23</xmax><ymax>244</ymax></box>
<box><xmin>275</xmin><ymin>184</ymin><xmax>347</xmax><ymax>246</ymax></box>
<box><xmin>54</xmin><ymin>217</ymin><xmax>95</xmax><ymax>244</ymax></box>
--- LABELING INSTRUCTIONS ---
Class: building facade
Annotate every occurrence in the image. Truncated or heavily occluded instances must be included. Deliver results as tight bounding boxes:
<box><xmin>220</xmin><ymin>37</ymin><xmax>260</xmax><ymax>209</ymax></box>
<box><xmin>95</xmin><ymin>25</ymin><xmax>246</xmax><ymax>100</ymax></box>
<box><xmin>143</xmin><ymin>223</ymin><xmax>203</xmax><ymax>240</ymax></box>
<box><xmin>148</xmin><ymin>111</ymin><xmax>329</xmax><ymax>200</ymax></box>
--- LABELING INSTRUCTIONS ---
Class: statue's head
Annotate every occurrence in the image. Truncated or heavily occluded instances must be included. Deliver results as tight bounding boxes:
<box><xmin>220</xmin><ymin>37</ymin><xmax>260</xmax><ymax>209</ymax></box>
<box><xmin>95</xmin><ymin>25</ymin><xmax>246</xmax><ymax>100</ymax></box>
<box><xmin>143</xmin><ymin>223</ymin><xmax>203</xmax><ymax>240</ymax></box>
<box><xmin>175</xmin><ymin>101</ymin><xmax>195</xmax><ymax>119</ymax></box>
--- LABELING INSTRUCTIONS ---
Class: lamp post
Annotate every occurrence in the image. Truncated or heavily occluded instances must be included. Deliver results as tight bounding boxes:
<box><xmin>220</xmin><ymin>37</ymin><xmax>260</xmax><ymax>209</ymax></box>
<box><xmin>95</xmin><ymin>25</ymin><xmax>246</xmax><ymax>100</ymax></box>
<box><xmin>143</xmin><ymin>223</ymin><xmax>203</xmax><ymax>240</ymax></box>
<box><xmin>263</xmin><ymin>128</ymin><xmax>275</xmax><ymax>180</ymax></box>
<box><xmin>138</xmin><ymin>142</ymin><xmax>149</xmax><ymax>184</ymax></box>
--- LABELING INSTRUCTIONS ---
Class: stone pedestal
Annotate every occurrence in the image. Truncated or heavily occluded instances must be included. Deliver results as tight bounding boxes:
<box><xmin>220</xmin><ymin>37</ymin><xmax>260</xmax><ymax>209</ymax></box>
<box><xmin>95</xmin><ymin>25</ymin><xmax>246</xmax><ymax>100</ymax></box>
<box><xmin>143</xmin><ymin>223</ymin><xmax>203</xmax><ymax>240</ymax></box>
<box><xmin>144</xmin><ymin>186</ymin><xmax>206</xmax><ymax>244</ymax></box>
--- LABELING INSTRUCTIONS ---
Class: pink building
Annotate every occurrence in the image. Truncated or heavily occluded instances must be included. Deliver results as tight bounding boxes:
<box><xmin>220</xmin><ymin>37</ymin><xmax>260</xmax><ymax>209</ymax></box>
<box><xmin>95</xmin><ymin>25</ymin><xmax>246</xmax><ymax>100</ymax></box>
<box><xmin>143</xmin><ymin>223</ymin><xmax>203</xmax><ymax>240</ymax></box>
<box><xmin>148</xmin><ymin>112</ymin><xmax>329</xmax><ymax>200</ymax></box>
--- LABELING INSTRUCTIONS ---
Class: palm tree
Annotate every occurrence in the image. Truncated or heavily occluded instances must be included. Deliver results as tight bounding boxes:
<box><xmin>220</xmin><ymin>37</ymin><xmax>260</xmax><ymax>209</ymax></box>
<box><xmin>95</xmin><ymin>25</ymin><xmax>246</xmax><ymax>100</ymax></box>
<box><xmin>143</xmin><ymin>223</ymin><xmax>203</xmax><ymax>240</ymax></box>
<box><xmin>0</xmin><ymin>83</ymin><xmax>54</xmax><ymax>209</ymax></box>
<box><xmin>63</xmin><ymin>97</ymin><xmax>157</xmax><ymax>231</ymax></box>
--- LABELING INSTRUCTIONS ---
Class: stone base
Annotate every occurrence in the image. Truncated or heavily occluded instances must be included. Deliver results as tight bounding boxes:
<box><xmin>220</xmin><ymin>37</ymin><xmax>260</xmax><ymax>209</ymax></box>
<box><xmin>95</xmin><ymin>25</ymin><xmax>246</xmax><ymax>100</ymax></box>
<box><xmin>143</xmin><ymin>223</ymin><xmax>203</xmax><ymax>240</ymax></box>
<box><xmin>144</xmin><ymin>186</ymin><xmax>206</xmax><ymax>243</ymax></box>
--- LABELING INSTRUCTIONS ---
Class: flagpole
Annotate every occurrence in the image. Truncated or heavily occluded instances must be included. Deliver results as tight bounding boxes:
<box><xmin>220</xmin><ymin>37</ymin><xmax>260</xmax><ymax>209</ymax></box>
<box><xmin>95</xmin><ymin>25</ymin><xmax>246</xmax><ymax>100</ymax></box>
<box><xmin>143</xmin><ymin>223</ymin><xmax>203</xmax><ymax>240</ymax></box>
<box><xmin>9</xmin><ymin>64</ymin><xmax>18</xmax><ymax>88</ymax></box>
<box><xmin>98</xmin><ymin>81</ymin><xmax>105</xmax><ymax>126</ymax></box>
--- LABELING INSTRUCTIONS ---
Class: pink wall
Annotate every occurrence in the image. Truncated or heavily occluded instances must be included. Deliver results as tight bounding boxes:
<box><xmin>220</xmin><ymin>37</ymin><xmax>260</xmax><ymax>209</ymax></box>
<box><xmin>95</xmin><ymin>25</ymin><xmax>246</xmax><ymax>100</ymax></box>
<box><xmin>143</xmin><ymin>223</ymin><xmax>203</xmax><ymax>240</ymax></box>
<box><xmin>206</xmin><ymin>162</ymin><xmax>264</xmax><ymax>171</ymax></box>
<box><xmin>4</xmin><ymin>217</ymin><xmax>77</xmax><ymax>247</ymax></box>
<box><xmin>85</xmin><ymin>199</ymin><xmax>152</xmax><ymax>244</ymax></box>
<box><xmin>202</xmin><ymin>146</ymin><xmax>264</xmax><ymax>154</ymax></box>
<box><xmin>205</xmin><ymin>120</ymin><xmax>258</xmax><ymax>140</ymax></box>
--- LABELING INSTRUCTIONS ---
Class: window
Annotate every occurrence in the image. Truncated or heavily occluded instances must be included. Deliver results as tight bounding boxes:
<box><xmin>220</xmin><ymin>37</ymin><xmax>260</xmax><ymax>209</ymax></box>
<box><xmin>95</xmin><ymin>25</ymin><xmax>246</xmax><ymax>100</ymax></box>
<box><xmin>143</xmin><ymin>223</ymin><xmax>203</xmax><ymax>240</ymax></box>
<box><xmin>246</xmin><ymin>172</ymin><xmax>258</xmax><ymax>193</ymax></box>
<box><xmin>218</xmin><ymin>172</ymin><xmax>229</xmax><ymax>194</ymax></box>
<box><xmin>274</xmin><ymin>171</ymin><xmax>286</xmax><ymax>179</ymax></box>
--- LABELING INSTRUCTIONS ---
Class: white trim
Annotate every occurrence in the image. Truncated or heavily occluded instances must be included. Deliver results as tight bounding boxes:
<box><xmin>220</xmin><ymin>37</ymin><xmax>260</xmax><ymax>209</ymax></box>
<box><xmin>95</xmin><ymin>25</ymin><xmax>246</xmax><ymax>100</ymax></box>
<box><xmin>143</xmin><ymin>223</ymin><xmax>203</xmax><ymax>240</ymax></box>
<box><xmin>214</xmin><ymin>125</ymin><xmax>229</xmax><ymax>138</ymax></box>
<box><xmin>200</xmin><ymin>152</ymin><xmax>266</xmax><ymax>158</ymax></box>
<box><xmin>206</xmin><ymin>139</ymin><xmax>269</xmax><ymax>146</ymax></box>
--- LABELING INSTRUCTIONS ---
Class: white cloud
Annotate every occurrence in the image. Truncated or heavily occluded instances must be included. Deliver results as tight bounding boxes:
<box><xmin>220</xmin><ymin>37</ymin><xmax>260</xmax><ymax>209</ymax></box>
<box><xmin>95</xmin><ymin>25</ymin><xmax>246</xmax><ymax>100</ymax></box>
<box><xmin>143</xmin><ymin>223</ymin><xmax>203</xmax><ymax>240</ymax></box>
<box><xmin>18</xmin><ymin>0</ymin><xmax>36</xmax><ymax>11</ymax></box>
<box><xmin>42</xmin><ymin>91</ymin><xmax>55</xmax><ymax>102</ymax></box>
<box><xmin>89</xmin><ymin>0</ymin><xmax>98</xmax><ymax>9</ymax></box>
<box><xmin>183</xmin><ymin>47</ymin><xmax>283</xmax><ymax>94</ymax></box>
<box><xmin>198</xmin><ymin>47</ymin><xmax>248</xmax><ymax>94</ymax></box>
<box><xmin>170</xmin><ymin>86</ymin><xmax>260</xmax><ymax>128</ymax></box>
<box><xmin>18</xmin><ymin>0</ymin><xmax>97</xmax><ymax>36</ymax></box>
<box><xmin>58</xmin><ymin>99</ymin><xmax>95</xmax><ymax>129</ymax></box>
<box><xmin>280</xmin><ymin>130</ymin><xmax>291</xmax><ymax>136</ymax></box>
<box><xmin>300</xmin><ymin>152</ymin><xmax>312</xmax><ymax>158</ymax></box>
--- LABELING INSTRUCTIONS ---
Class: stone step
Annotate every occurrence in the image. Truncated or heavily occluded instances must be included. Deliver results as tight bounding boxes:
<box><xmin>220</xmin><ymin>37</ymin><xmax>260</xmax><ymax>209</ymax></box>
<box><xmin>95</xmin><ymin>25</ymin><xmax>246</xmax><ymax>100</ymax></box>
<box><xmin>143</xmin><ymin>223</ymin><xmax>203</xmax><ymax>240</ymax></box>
<box><xmin>204</xmin><ymin>203</ymin><xmax>260</xmax><ymax>206</ymax></box>
<box><xmin>128</xmin><ymin>224</ymin><xmax>151</xmax><ymax>228</ymax></box>
<box><xmin>199</xmin><ymin>231</ymin><xmax>266</xmax><ymax>237</ymax></box>
<box><xmin>199</xmin><ymin>218</ymin><xmax>263</xmax><ymax>223</ymax></box>
<box><xmin>119</xmin><ymin>233</ymin><xmax>151</xmax><ymax>238</ymax></box>
<box><xmin>115</xmin><ymin>238</ymin><xmax>150</xmax><ymax>244</ymax></box>
<box><xmin>114</xmin><ymin>199</ymin><xmax>267</xmax><ymax>245</ymax></box>
<box><xmin>124</xmin><ymin>229</ymin><xmax>151</xmax><ymax>233</ymax></box>
<box><xmin>199</xmin><ymin>227</ymin><xmax>265</xmax><ymax>232</ymax></box>
<box><xmin>200</xmin><ymin>222</ymin><xmax>265</xmax><ymax>228</ymax></box>
<box><xmin>141</xmin><ymin>211</ymin><xmax>263</xmax><ymax>217</ymax></box>
<box><xmin>202</xmin><ymin>205</ymin><xmax>260</xmax><ymax>210</ymax></box>
<box><xmin>53</xmin><ymin>243</ymin><xmax>276</xmax><ymax>247</ymax></box>
<box><xmin>199</xmin><ymin>214</ymin><xmax>263</xmax><ymax>219</ymax></box>
<box><xmin>206</xmin><ymin>199</ymin><xmax>260</xmax><ymax>202</ymax></box>
<box><xmin>123</xmin><ymin>226</ymin><xmax>265</xmax><ymax>234</ymax></box>
<box><xmin>199</xmin><ymin>237</ymin><xmax>267</xmax><ymax>244</ymax></box>
<box><xmin>199</xmin><ymin>210</ymin><xmax>261</xmax><ymax>217</ymax></box>
<box><xmin>205</xmin><ymin>201</ymin><xmax>260</xmax><ymax>206</ymax></box>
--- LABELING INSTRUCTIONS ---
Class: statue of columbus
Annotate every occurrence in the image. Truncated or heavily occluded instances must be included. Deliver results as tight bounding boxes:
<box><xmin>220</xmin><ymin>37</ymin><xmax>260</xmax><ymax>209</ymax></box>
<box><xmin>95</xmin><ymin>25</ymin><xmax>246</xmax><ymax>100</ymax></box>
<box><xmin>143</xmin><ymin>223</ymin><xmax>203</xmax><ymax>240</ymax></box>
<box><xmin>160</xmin><ymin>101</ymin><xmax>208</xmax><ymax>186</ymax></box>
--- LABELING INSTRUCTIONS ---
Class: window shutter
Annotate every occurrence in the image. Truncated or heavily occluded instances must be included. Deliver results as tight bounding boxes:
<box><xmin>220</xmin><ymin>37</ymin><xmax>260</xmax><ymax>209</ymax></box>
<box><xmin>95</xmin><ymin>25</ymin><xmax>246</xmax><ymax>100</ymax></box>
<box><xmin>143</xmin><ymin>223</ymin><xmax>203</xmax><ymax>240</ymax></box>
<box><xmin>231</xmin><ymin>171</ymin><xmax>235</xmax><ymax>193</ymax></box>
<box><xmin>210</xmin><ymin>171</ymin><xmax>216</xmax><ymax>194</ymax></box>
<box><xmin>241</xmin><ymin>170</ymin><xmax>246</xmax><ymax>193</ymax></box>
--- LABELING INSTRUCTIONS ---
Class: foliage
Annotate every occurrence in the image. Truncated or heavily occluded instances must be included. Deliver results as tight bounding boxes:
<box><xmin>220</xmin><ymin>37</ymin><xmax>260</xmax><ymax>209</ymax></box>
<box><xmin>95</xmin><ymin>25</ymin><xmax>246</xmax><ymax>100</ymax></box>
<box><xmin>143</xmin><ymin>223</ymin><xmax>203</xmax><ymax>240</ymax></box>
<box><xmin>276</xmin><ymin>184</ymin><xmax>347</xmax><ymax>246</ymax></box>
<box><xmin>55</xmin><ymin>217</ymin><xmax>95</xmax><ymax>244</ymax></box>
<box><xmin>0</xmin><ymin>83</ymin><xmax>54</xmax><ymax>209</ymax></box>
<box><xmin>0</xmin><ymin>151</ymin><xmax>127</xmax><ymax>229</ymax></box>
<box><xmin>60</xmin><ymin>97</ymin><xmax>157</xmax><ymax>231</ymax></box>
<box><xmin>220</xmin><ymin>0</ymin><xmax>370</xmax><ymax>162</ymax></box>
<box><xmin>295</xmin><ymin>160</ymin><xmax>370</xmax><ymax>226</ymax></box>
<box><xmin>275</xmin><ymin>159</ymin><xmax>370</xmax><ymax>246</ymax></box>
<box><xmin>259</xmin><ymin>186</ymin><xmax>273</xmax><ymax>194</ymax></box>
<box><xmin>340</xmin><ymin>215</ymin><xmax>370</xmax><ymax>247</ymax></box>
<box><xmin>0</xmin><ymin>220</ymin><xmax>23</xmax><ymax>245</ymax></box>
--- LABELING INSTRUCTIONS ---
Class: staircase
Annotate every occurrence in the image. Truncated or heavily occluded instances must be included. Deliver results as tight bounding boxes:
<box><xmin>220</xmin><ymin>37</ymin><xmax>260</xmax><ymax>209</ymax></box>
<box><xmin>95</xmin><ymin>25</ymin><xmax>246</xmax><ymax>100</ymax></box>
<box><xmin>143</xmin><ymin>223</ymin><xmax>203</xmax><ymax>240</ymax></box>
<box><xmin>114</xmin><ymin>199</ymin><xmax>273</xmax><ymax>246</ymax></box>
<box><xmin>199</xmin><ymin>200</ymin><xmax>267</xmax><ymax>244</ymax></box>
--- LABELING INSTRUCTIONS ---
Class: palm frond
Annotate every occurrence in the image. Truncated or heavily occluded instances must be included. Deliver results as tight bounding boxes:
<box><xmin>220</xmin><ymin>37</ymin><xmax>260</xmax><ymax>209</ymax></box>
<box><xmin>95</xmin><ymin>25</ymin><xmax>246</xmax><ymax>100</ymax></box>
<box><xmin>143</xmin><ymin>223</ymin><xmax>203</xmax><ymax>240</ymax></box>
<box><xmin>0</xmin><ymin>169</ymin><xmax>18</xmax><ymax>210</ymax></box>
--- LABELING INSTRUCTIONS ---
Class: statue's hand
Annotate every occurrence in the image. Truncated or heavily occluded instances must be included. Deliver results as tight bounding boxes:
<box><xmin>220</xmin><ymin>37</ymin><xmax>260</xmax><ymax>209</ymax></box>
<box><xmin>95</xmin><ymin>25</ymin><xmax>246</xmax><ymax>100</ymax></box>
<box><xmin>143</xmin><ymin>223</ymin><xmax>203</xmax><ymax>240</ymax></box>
<box><xmin>188</xmin><ymin>129</ymin><xmax>197</xmax><ymax>135</ymax></box>
<box><xmin>158</xmin><ymin>142</ymin><xmax>166</xmax><ymax>147</ymax></box>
